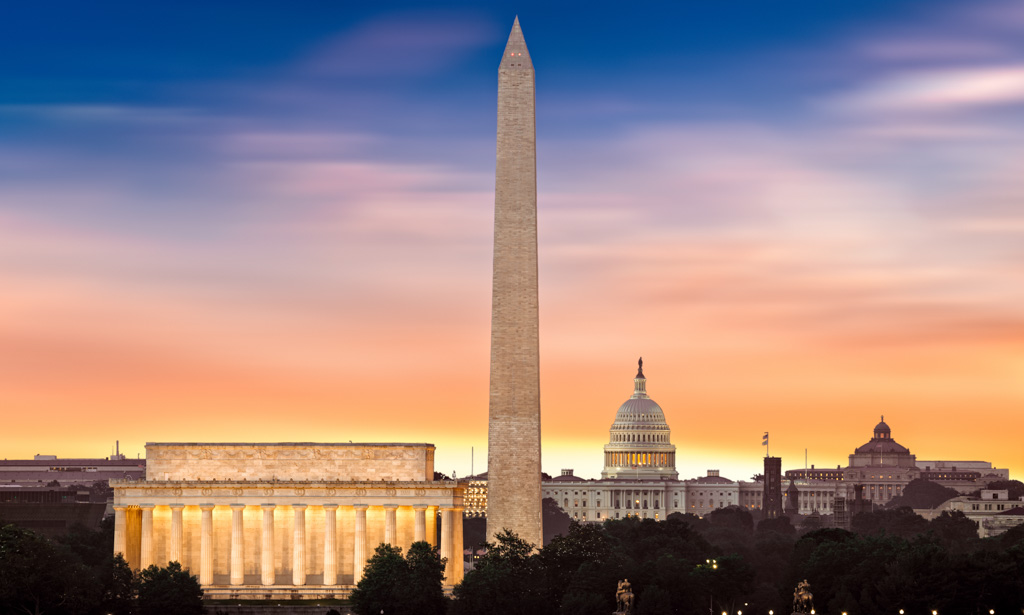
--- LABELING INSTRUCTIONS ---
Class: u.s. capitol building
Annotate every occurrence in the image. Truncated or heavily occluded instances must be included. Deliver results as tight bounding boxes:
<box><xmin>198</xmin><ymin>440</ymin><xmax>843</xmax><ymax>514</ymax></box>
<box><xmin>542</xmin><ymin>359</ymin><xmax>765</xmax><ymax>522</ymax></box>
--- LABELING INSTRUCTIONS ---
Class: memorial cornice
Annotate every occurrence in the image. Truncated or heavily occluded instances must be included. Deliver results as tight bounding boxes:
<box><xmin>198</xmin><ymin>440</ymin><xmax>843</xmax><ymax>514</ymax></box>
<box><xmin>111</xmin><ymin>479</ymin><xmax>466</xmax><ymax>505</ymax></box>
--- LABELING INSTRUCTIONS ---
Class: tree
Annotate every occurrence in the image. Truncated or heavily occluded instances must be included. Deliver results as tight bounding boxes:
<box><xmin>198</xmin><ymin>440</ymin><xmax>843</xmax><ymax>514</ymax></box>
<box><xmin>137</xmin><ymin>561</ymin><xmax>203</xmax><ymax>615</ymax></box>
<box><xmin>351</xmin><ymin>542</ymin><xmax>447</xmax><ymax>615</ymax></box>
<box><xmin>886</xmin><ymin>479</ymin><xmax>960</xmax><ymax>510</ymax></box>
<box><xmin>540</xmin><ymin>521</ymin><xmax>615</xmax><ymax>612</ymax></box>
<box><xmin>756</xmin><ymin>515</ymin><xmax>795</xmax><ymax>536</ymax></box>
<box><xmin>102</xmin><ymin>554</ymin><xmax>138</xmax><ymax>615</ymax></box>
<box><xmin>403</xmin><ymin>542</ymin><xmax>448</xmax><ymax>615</ymax></box>
<box><xmin>637</xmin><ymin>584</ymin><xmax>672</xmax><ymax>615</ymax></box>
<box><xmin>0</xmin><ymin>523</ymin><xmax>97</xmax><ymax>615</ymax></box>
<box><xmin>542</xmin><ymin>497</ymin><xmax>572</xmax><ymax>544</ymax></box>
<box><xmin>451</xmin><ymin>529</ymin><xmax>548</xmax><ymax>615</ymax></box>
<box><xmin>986</xmin><ymin>479</ymin><xmax>1024</xmax><ymax>501</ymax></box>
<box><xmin>57</xmin><ymin>517</ymin><xmax>115</xmax><ymax>568</ymax></box>
<box><xmin>928</xmin><ymin>510</ymin><xmax>978</xmax><ymax>549</ymax></box>
<box><xmin>852</xmin><ymin>507</ymin><xmax>929</xmax><ymax>538</ymax></box>
<box><xmin>464</xmin><ymin>514</ymin><xmax>486</xmax><ymax>550</ymax></box>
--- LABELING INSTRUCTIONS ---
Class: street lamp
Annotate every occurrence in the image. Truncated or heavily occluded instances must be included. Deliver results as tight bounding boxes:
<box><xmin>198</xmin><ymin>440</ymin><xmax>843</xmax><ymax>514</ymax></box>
<box><xmin>701</xmin><ymin>559</ymin><xmax>718</xmax><ymax>615</ymax></box>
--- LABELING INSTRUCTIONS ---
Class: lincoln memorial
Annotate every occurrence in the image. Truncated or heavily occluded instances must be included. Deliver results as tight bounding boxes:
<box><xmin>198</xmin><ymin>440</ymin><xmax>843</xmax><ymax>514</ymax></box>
<box><xmin>111</xmin><ymin>442</ymin><xmax>466</xmax><ymax>599</ymax></box>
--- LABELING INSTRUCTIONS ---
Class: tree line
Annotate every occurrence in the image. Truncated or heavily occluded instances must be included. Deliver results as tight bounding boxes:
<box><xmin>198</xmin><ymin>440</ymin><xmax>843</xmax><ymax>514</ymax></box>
<box><xmin>5</xmin><ymin>490</ymin><xmax>1023</xmax><ymax>615</ymax></box>
<box><xmin>0</xmin><ymin>518</ymin><xmax>202</xmax><ymax>615</ymax></box>
<box><xmin>356</xmin><ymin>502</ymin><xmax>1024</xmax><ymax>615</ymax></box>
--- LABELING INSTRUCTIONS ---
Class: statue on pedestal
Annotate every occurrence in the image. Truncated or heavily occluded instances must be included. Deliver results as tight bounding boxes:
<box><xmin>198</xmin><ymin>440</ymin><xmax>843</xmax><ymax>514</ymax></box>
<box><xmin>614</xmin><ymin>578</ymin><xmax>634</xmax><ymax>614</ymax></box>
<box><xmin>792</xmin><ymin>579</ymin><xmax>814</xmax><ymax>614</ymax></box>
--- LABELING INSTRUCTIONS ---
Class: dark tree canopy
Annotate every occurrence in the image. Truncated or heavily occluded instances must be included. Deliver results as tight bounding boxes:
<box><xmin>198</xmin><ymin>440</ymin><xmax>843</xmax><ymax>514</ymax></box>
<box><xmin>886</xmin><ymin>478</ymin><xmax>961</xmax><ymax>509</ymax></box>
<box><xmin>451</xmin><ymin>529</ymin><xmax>547</xmax><ymax>615</ymax></box>
<box><xmin>137</xmin><ymin>561</ymin><xmax>204</xmax><ymax>615</ymax></box>
<box><xmin>852</xmin><ymin>506</ymin><xmax>930</xmax><ymax>537</ymax></box>
<box><xmin>543</xmin><ymin>496</ymin><xmax>573</xmax><ymax>544</ymax></box>
<box><xmin>350</xmin><ymin>541</ymin><xmax>447</xmax><ymax>615</ymax></box>
<box><xmin>0</xmin><ymin>523</ymin><xmax>98</xmax><ymax>615</ymax></box>
<box><xmin>986</xmin><ymin>479</ymin><xmax>1024</xmax><ymax>501</ymax></box>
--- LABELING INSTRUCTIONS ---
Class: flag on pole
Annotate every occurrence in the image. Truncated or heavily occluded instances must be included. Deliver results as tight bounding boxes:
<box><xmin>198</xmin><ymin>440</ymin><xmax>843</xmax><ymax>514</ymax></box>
<box><xmin>762</xmin><ymin>432</ymin><xmax>769</xmax><ymax>446</ymax></box>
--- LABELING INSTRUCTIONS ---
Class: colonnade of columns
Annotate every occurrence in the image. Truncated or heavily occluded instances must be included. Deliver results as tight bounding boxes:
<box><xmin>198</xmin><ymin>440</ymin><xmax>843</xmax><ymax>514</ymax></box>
<box><xmin>113</xmin><ymin>503</ymin><xmax>460</xmax><ymax>586</ymax></box>
<box><xmin>605</xmin><ymin>451</ymin><xmax>674</xmax><ymax>467</ymax></box>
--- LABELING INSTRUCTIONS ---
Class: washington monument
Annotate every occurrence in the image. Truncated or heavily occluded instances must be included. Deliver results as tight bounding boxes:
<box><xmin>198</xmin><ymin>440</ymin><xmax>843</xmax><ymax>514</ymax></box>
<box><xmin>486</xmin><ymin>17</ymin><xmax>543</xmax><ymax>547</ymax></box>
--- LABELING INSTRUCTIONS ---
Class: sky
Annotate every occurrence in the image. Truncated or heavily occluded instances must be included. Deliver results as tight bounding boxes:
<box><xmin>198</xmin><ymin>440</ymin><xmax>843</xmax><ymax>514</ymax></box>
<box><xmin>2</xmin><ymin>0</ymin><xmax>1022</xmax><ymax>482</ymax></box>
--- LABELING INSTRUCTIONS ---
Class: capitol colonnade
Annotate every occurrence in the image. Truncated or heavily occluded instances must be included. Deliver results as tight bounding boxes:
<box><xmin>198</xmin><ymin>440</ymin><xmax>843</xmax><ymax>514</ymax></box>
<box><xmin>112</xmin><ymin>443</ymin><xmax>465</xmax><ymax>599</ymax></box>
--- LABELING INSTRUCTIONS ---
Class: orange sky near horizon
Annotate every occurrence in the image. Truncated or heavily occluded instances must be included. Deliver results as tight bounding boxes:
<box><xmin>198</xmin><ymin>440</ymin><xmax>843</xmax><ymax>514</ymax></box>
<box><xmin>3</xmin><ymin>221</ymin><xmax>1021</xmax><ymax>481</ymax></box>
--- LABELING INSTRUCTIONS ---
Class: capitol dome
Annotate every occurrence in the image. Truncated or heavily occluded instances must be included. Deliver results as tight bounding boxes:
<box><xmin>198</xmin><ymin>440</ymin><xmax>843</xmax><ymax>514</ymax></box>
<box><xmin>601</xmin><ymin>358</ymin><xmax>678</xmax><ymax>480</ymax></box>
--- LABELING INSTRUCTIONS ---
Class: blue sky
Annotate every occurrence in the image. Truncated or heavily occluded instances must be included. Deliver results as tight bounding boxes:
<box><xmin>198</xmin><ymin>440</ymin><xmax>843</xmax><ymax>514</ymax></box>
<box><xmin>2</xmin><ymin>1</ymin><xmax>1023</xmax><ymax>480</ymax></box>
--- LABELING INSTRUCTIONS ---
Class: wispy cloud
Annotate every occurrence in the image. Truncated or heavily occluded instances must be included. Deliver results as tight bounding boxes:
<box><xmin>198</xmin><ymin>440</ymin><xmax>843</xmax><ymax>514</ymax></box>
<box><xmin>299</xmin><ymin>14</ymin><xmax>497</xmax><ymax>77</ymax></box>
<box><xmin>827</xmin><ymin>65</ymin><xmax>1024</xmax><ymax>114</ymax></box>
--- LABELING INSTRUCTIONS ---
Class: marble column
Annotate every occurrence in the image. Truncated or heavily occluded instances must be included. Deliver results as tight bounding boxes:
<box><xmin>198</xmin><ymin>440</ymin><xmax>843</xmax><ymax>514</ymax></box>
<box><xmin>323</xmin><ymin>504</ymin><xmax>338</xmax><ymax>585</ymax></box>
<box><xmin>384</xmin><ymin>505</ymin><xmax>398</xmax><ymax>546</ymax></box>
<box><xmin>199</xmin><ymin>504</ymin><xmax>215</xmax><ymax>586</ymax></box>
<box><xmin>261</xmin><ymin>504</ymin><xmax>276</xmax><ymax>586</ymax></box>
<box><xmin>169</xmin><ymin>504</ymin><xmax>184</xmax><ymax>564</ymax></box>
<box><xmin>292</xmin><ymin>504</ymin><xmax>307</xmax><ymax>586</ymax></box>
<box><xmin>230</xmin><ymin>504</ymin><xmax>245</xmax><ymax>585</ymax></box>
<box><xmin>353</xmin><ymin>505</ymin><xmax>368</xmax><ymax>584</ymax></box>
<box><xmin>140</xmin><ymin>504</ymin><xmax>155</xmax><ymax>569</ymax></box>
<box><xmin>427</xmin><ymin>506</ymin><xmax>438</xmax><ymax>547</ymax></box>
<box><xmin>113</xmin><ymin>505</ymin><xmax>128</xmax><ymax>558</ymax></box>
<box><xmin>440</xmin><ymin>507</ymin><xmax>454</xmax><ymax>584</ymax></box>
<box><xmin>413</xmin><ymin>506</ymin><xmax>427</xmax><ymax>543</ymax></box>
<box><xmin>453</xmin><ymin>507</ymin><xmax>464</xmax><ymax>583</ymax></box>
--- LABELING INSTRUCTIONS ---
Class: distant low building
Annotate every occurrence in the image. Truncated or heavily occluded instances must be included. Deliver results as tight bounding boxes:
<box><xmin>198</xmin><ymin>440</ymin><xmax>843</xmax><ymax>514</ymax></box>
<box><xmin>0</xmin><ymin>451</ymin><xmax>146</xmax><ymax>534</ymax></box>
<box><xmin>0</xmin><ymin>486</ymin><xmax>108</xmax><ymax>537</ymax></box>
<box><xmin>0</xmin><ymin>453</ymin><xmax>146</xmax><ymax>488</ymax></box>
<box><xmin>917</xmin><ymin>489</ymin><xmax>1024</xmax><ymax>538</ymax></box>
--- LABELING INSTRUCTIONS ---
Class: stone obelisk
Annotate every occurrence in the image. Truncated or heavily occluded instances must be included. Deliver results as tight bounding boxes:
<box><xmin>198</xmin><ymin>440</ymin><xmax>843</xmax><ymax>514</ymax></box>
<box><xmin>486</xmin><ymin>16</ymin><xmax>543</xmax><ymax>548</ymax></box>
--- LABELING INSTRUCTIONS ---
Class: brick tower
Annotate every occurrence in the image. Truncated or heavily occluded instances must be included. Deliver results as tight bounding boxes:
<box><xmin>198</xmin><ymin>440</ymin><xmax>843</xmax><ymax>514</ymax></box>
<box><xmin>485</xmin><ymin>17</ymin><xmax>543</xmax><ymax>547</ymax></box>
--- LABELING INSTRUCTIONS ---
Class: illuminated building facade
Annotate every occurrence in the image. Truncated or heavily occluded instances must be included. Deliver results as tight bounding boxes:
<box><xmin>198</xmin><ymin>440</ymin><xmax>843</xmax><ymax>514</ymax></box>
<box><xmin>112</xmin><ymin>443</ymin><xmax>465</xmax><ymax>600</ymax></box>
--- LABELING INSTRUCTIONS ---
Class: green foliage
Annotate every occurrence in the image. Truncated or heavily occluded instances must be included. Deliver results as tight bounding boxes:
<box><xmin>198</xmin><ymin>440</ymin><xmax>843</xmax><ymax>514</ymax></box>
<box><xmin>928</xmin><ymin>510</ymin><xmax>979</xmax><ymax>549</ymax></box>
<box><xmin>57</xmin><ymin>517</ymin><xmax>115</xmax><ymax>568</ymax></box>
<box><xmin>463</xmin><ymin>514</ymin><xmax>486</xmax><ymax>551</ymax></box>
<box><xmin>886</xmin><ymin>478</ymin><xmax>961</xmax><ymax>509</ymax></box>
<box><xmin>451</xmin><ymin>529</ymin><xmax>547</xmax><ymax>615</ymax></box>
<box><xmin>103</xmin><ymin>554</ymin><xmax>138</xmax><ymax>615</ymax></box>
<box><xmin>636</xmin><ymin>584</ymin><xmax>671</xmax><ymax>615</ymax></box>
<box><xmin>851</xmin><ymin>506</ymin><xmax>929</xmax><ymax>537</ymax></box>
<box><xmin>542</xmin><ymin>497</ymin><xmax>572</xmax><ymax>544</ymax></box>
<box><xmin>0</xmin><ymin>523</ymin><xmax>98</xmax><ymax>615</ymax></box>
<box><xmin>986</xmin><ymin>479</ymin><xmax>1024</xmax><ymax>500</ymax></box>
<box><xmin>705</xmin><ymin>505</ymin><xmax>754</xmax><ymax>533</ymax></box>
<box><xmin>350</xmin><ymin>541</ymin><xmax>447</xmax><ymax>615</ymax></box>
<box><xmin>137</xmin><ymin>561</ymin><xmax>204</xmax><ymax>615</ymax></box>
<box><xmin>558</xmin><ymin>590</ymin><xmax>607</xmax><ymax>615</ymax></box>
